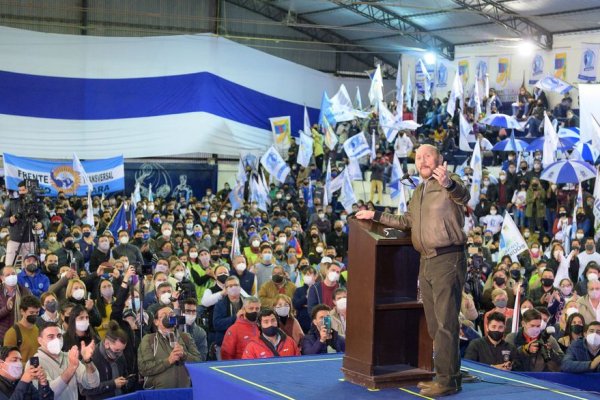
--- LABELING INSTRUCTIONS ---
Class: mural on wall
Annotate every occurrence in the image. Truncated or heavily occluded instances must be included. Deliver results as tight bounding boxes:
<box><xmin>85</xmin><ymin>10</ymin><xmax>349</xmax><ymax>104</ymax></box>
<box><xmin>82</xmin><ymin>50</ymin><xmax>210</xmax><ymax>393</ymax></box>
<box><xmin>496</xmin><ymin>56</ymin><xmax>511</xmax><ymax>87</ymax></box>
<box><xmin>554</xmin><ymin>52</ymin><xmax>567</xmax><ymax>80</ymax></box>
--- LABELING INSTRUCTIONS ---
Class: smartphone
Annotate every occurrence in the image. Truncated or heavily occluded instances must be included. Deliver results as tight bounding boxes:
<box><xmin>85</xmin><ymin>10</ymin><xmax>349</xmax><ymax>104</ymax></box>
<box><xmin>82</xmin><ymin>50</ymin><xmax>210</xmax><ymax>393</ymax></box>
<box><xmin>70</xmin><ymin>261</ymin><xmax>78</xmax><ymax>271</ymax></box>
<box><xmin>30</xmin><ymin>356</ymin><xmax>39</xmax><ymax>368</ymax></box>
<box><xmin>323</xmin><ymin>315</ymin><xmax>332</xmax><ymax>333</ymax></box>
<box><xmin>103</xmin><ymin>266</ymin><xmax>114</xmax><ymax>274</ymax></box>
<box><xmin>467</xmin><ymin>246</ymin><xmax>479</xmax><ymax>255</ymax></box>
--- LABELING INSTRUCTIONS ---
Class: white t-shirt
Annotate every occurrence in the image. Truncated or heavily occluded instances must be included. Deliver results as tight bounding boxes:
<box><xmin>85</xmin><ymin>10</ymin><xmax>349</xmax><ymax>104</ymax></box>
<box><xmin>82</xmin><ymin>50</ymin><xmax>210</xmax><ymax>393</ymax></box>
<box><xmin>480</xmin><ymin>214</ymin><xmax>503</xmax><ymax>235</ymax></box>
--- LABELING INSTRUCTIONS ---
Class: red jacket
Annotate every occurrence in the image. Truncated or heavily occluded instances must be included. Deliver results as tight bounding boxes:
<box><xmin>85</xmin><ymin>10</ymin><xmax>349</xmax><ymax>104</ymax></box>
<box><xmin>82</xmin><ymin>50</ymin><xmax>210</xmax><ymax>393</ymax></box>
<box><xmin>221</xmin><ymin>316</ymin><xmax>260</xmax><ymax>360</ymax></box>
<box><xmin>242</xmin><ymin>330</ymin><xmax>300</xmax><ymax>359</ymax></box>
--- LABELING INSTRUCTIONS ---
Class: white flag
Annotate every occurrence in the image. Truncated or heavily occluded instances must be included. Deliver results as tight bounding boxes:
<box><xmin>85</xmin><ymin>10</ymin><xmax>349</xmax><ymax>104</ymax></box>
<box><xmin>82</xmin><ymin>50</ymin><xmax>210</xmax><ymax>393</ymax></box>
<box><xmin>354</xmin><ymin>86</ymin><xmax>363</xmax><ymax>110</ymax></box>
<box><xmin>368</xmin><ymin>64</ymin><xmax>384</xmax><ymax>106</ymax></box>
<box><xmin>260</xmin><ymin>146</ymin><xmax>290</xmax><ymax>183</ymax></box>
<box><xmin>468</xmin><ymin>141</ymin><xmax>482</xmax><ymax>209</ymax></box>
<box><xmin>395</xmin><ymin>58</ymin><xmax>403</xmax><ymax>106</ymax></box>
<box><xmin>132</xmin><ymin>182</ymin><xmax>142</xmax><ymax>204</ymax></box>
<box><xmin>447</xmin><ymin>71</ymin><xmax>463</xmax><ymax>117</ymax></box>
<box><xmin>499</xmin><ymin>212</ymin><xmax>529</xmax><ymax>261</ymax></box>
<box><xmin>330</xmin><ymin>84</ymin><xmax>357</xmax><ymax>122</ymax></box>
<box><xmin>297</xmin><ymin>106</ymin><xmax>314</xmax><ymax>167</ymax></box>
<box><xmin>418</xmin><ymin>59</ymin><xmax>432</xmax><ymax>101</ymax></box>
<box><xmin>341</xmin><ymin>169</ymin><xmax>357</xmax><ymax>213</ymax></box>
<box><xmin>473</xmin><ymin>81</ymin><xmax>482</xmax><ymax>118</ymax></box>
<box><xmin>72</xmin><ymin>153</ymin><xmax>93</xmax><ymax>191</ymax></box>
<box><xmin>412</xmin><ymin>89</ymin><xmax>418</xmax><ymax>123</ymax></box>
<box><xmin>86</xmin><ymin>189</ymin><xmax>95</xmax><ymax>229</ymax></box>
<box><xmin>405</xmin><ymin>68</ymin><xmax>412</xmax><ymax>106</ymax></box>
<box><xmin>542</xmin><ymin>114</ymin><xmax>559</xmax><ymax>168</ymax></box>
<box><xmin>378</xmin><ymin>101</ymin><xmax>399</xmax><ymax>142</ymax></box>
<box><xmin>324</xmin><ymin>159</ymin><xmax>332</xmax><ymax>207</ymax></box>
<box><xmin>459</xmin><ymin>113</ymin><xmax>473</xmax><ymax>152</ymax></box>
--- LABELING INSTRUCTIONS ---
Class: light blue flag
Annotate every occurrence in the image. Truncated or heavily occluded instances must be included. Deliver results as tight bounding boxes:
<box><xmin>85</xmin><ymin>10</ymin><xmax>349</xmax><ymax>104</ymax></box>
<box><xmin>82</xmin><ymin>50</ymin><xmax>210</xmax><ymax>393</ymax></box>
<box><xmin>499</xmin><ymin>211</ymin><xmax>529</xmax><ymax>261</ymax></box>
<box><xmin>418</xmin><ymin>59</ymin><xmax>432</xmax><ymax>101</ymax></box>
<box><xmin>348</xmin><ymin>158</ymin><xmax>363</xmax><ymax>180</ymax></box>
<box><xmin>132</xmin><ymin>181</ymin><xmax>141</xmax><ymax>204</ymax></box>
<box><xmin>318</xmin><ymin>91</ymin><xmax>336</xmax><ymax>128</ymax></box>
<box><xmin>129</xmin><ymin>194</ymin><xmax>137</xmax><ymax>235</ymax></box>
<box><xmin>230</xmin><ymin>220</ymin><xmax>242</xmax><ymax>259</ymax></box>
<box><xmin>354</xmin><ymin>86</ymin><xmax>363</xmax><ymax>110</ymax></box>
<box><xmin>260</xmin><ymin>146</ymin><xmax>290</xmax><ymax>183</ymax></box>
<box><xmin>297</xmin><ymin>132</ymin><xmax>313</xmax><ymax>168</ymax></box>
<box><xmin>228</xmin><ymin>183</ymin><xmax>244</xmax><ymax>212</ymax></box>
<box><xmin>395</xmin><ymin>58</ymin><xmax>403</xmax><ymax>105</ymax></box>
<box><xmin>250</xmin><ymin>176</ymin><xmax>268</xmax><ymax>212</ymax></box>
<box><xmin>572</xmin><ymin>183</ymin><xmax>583</xmax><ymax>239</ymax></box>
<box><xmin>305</xmin><ymin>180</ymin><xmax>314</xmax><ymax>211</ymax></box>
<box><xmin>107</xmin><ymin>204</ymin><xmax>128</xmax><ymax>237</ymax></box>
<box><xmin>341</xmin><ymin>169</ymin><xmax>357</xmax><ymax>213</ymax></box>
<box><xmin>468</xmin><ymin>141</ymin><xmax>482</xmax><ymax>209</ymax></box>
<box><xmin>405</xmin><ymin>68</ymin><xmax>412</xmax><ymax>106</ymax></box>
<box><xmin>343</xmin><ymin>132</ymin><xmax>370</xmax><ymax>159</ymax></box>
<box><xmin>389</xmin><ymin>156</ymin><xmax>403</xmax><ymax>199</ymax></box>
<box><xmin>536</xmin><ymin>76</ymin><xmax>574</xmax><ymax>95</ymax></box>
<box><xmin>147</xmin><ymin>183</ymin><xmax>154</xmax><ymax>202</ymax></box>
<box><xmin>324</xmin><ymin>159</ymin><xmax>332</xmax><ymax>207</ymax></box>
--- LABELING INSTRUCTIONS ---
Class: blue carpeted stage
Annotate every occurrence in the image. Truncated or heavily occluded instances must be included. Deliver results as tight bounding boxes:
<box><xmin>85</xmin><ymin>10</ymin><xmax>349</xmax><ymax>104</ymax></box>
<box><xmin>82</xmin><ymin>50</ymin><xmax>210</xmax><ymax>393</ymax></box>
<box><xmin>186</xmin><ymin>355</ymin><xmax>600</xmax><ymax>399</ymax></box>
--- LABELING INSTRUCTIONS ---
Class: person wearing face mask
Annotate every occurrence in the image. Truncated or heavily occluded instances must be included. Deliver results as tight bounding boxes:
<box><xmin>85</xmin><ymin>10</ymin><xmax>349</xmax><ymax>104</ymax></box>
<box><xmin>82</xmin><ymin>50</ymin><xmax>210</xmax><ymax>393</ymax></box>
<box><xmin>33</xmin><ymin>322</ymin><xmax>99</xmax><ymax>400</ymax></box>
<box><xmin>505</xmin><ymin>309</ymin><xmax>564</xmax><ymax>371</ymax></box>
<box><xmin>17</xmin><ymin>254</ymin><xmax>50</xmax><ymax>299</ymax></box>
<box><xmin>561</xmin><ymin>321</ymin><xmax>600</xmax><ymax>373</ymax></box>
<box><xmin>138</xmin><ymin>306</ymin><xmax>202</xmax><ymax>389</ymax></box>
<box><xmin>212</xmin><ymin>276</ymin><xmax>246</xmax><ymax>359</ymax></box>
<box><xmin>242</xmin><ymin>232</ymin><xmax>262</xmax><ymax>267</ymax></box>
<box><xmin>292</xmin><ymin>265</ymin><xmax>316</xmax><ymax>334</ymax></box>
<box><xmin>326</xmin><ymin>221</ymin><xmax>349</xmax><ymax>260</ymax></box>
<box><xmin>94</xmin><ymin>279</ymin><xmax>116</xmax><ymax>340</ymax></box>
<box><xmin>43</xmin><ymin>233</ymin><xmax>61</xmax><ymax>254</ymax></box>
<box><xmin>254</xmin><ymin>244</ymin><xmax>278</xmax><ymax>290</ymax></box>
<box><xmin>479</xmin><ymin>205</ymin><xmax>503</xmax><ymax>236</ymax></box>
<box><xmin>65</xmin><ymin>281</ymin><xmax>102</xmax><ymax>329</ymax></box>
<box><xmin>242</xmin><ymin>308</ymin><xmax>300</xmax><ymax>359</ymax></box>
<box><xmin>0</xmin><ymin>346</ymin><xmax>52</xmax><ymax>400</ymax></box>
<box><xmin>229</xmin><ymin>255</ymin><xmax>256</xmax><ymax>296</ymax></box>
<box><xmin>482</xmin><ymin>289</ymin><xmax>513</xmax><ymax>335</ymax></box>
<box><xmin>577</xmin><ymin>239</ymin><xmax>600</xmax><ymax>280</ymax></box>
<box><xmin>558</xmin><ymin>313</ymin><xmax>586</xmax><ymax>352</ymax></box>
<box><xmin>62</xmin><ymin>305</ymin><xmax>100</xmax><ymax>353</ymax></box>
<box><xmin>180</xmin><ymin>298</ymin><xmax>207</xmax><ymax>361</ymax></box>
<box><xmin>111</xmin><ymin>230</ymin><xmax>144</xmax><ymax>267</ymax></box>
<box><xmin>220</xmin><ymin>297</ymin><xmax>261</xmax><ymax>360</ymax></box>
<box><xmin>89</xmin><ymin>236</ymin><xmax>112</xmax><ymax>274</ymax></box>
<box><xmin>576</xmin><ymin>262</ymin><xmax>600</xmax><ymax>297</ymax></box>
<box><xmin>465</xmin><ymin>312</ymin><xmax>520</xmax><ymax>371</ymax></box>
<box><xmin>148</xmin><ymin>223</ymin><xmax>175</xmax><ymax>255</ymax></box>
<box><xmin>307</xmin><ymin>263</ymin><xmax>342</xmax><ymax>313</ymax></box>
<box><xmin>258</xmin><ymin>267</ymin><xmax>296</xmax><ymax>308</ymax></box>
<box><xmin>529</xmin><ymin>269</ymin><xmax>561</xmax><ymax>313</ymax></box>
<box><xmin>0</xmin><ymin>266</ymin><xmax>33</xmax><ymax>342</ymax></box>
<box><xmin>79</xmin><ymin>320</ymin><xmax>132</xmax><ymax>399</ymax></box>
<box><xmin>329</xmin><ymin>289</ymin><xmax>347</xmax><ymax>338</ymax></box>
<box><xmin>76</xmin><ymin>224</ymin><xmax>96</xmax><ymax>266</ymax></box>
<box><xmin>525</xmin><ymin>178</ymin><xmax>546</xmax><ymax>235</ymax></box>
<box><xmin>1</xmin><ymin>180</ymin><xmax>48</xmax><ymax>267</ymax></box>
<box><xmin>576</xmin><ymin>279</ymin><xmax>600</xmax><ymax>327</ymax></box>
<box><xmin>3</xmin><ymin>296</ymin><xmax>42</xmax><ymax>362</ymax></box>
<box><xmin>54</xmin><ymin>234</ymin><xmax>84</xmax><ymax>272</ymax></box>
<box><xmin>186</xmin><ymin>249</ymin><xmax>217</xmax><ymax>300</ymax></box>
<box><xmin>41</xmin><ymin>253</ymin><xmax>61</xmax><ymax>285</ymax></box>
<box><xmin>482</xmin><ymin>270</ymin><xmax>515</xmax><ymax>311</ymax></box>
<box><xmin>37</xmin><ymin>293</ymin><xmax>60</xmax><ymax>327</ymax></box>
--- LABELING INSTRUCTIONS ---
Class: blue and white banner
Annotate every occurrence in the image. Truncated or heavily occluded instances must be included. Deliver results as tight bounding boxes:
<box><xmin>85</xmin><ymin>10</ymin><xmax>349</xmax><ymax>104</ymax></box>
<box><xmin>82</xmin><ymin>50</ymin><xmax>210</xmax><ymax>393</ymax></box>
<box><xmin>499</xmin><ymin>212</ymin><xmax>528</xmax><ymax>262</ymax></box>
<box><xmin>578</xmin><ymin>43</ymin><xmax>600</xmax><ymax>82</ymax></box>
<box><xmin>4</xmin><ymin>153</ymin><xmax>124</xmax><ymax>196</ymax></box>
<box><xmin>535</xmin><ymin>76</ymin><xmax>573</xmax><ymax>95</ymax></box>
<box><xmin>343</xmin><ymin>132</ymin><xmax>371</xmax><ymax>159</ymax></box>
<box><xmin>260</xmin><ymin>146</ymin><xmax>290</xmax><ymax>183</ymax></box>
<box><xmin>529</xmin><ymin>53</ymin><xmax>545</xmax><ymax>84</ymax></box>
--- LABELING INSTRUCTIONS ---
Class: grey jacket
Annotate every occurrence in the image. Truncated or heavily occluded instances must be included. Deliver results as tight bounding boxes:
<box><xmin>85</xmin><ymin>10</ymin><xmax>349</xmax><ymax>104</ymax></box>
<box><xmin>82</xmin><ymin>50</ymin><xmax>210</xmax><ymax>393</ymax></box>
<box><xmin>374</xmin><ymin>174</ymin><xmax>470</xmax><ymax>259</ymax></box>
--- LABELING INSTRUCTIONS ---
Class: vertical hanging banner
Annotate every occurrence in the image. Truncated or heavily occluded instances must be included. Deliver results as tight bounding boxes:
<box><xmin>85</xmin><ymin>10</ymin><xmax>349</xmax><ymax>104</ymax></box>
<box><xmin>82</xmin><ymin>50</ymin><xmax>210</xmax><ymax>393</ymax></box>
<box><xmin>529</xmin><ymin>53</ymin><xmax>545</xmax><ymax>84</ymax></box>
<box><xmin>578</xmin><ymin>44</ymin><xmax>600</xmax><ymax>82</ymax></box>
<box><xmin>269</xmin><ymin>116</ymin><xmax>291</xmax><ymax>157</ymax></box>
<box><xmin>496</xmin><ymin>56</ymin><xmax>511</xmax><ymax>87</ymax></box>
<box><xmin>554</xmin><ymin>52</ymin><xmax>567</xmax><ymax>80</ymax></box>
<box><xmin>458</xmin><ymin>59</ymin><xmax>470</xmax><ymax>87</ymax></box>
<box><xmin>436</xmin><ymin>60</ymin><xmax>449</xmax><ymax>89</ymax></box>
<box><xmin>415</xmin><ymin>60</ymin><xmax>435</xmax><ymax>95</ymax></box>
<box><xmin>4</xmin><ymin>153</ymin><xmax>124</xmax><ymax>196</ymax></box>
<box><xmin>474</xmin><ymin>57</ymin><xmax>489</xmax><ymax>82</ymax></box>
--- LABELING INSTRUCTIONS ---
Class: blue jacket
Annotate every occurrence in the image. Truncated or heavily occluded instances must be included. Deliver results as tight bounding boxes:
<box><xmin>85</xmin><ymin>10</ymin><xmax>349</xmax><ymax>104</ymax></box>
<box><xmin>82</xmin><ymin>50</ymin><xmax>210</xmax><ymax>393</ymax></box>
<box><xmin>231</xmin><ymin>269</ymin><xmax>255</xmax><ymax>296</ymax></box>
<box><xmin>301</xmin><ymin>323</ymin><xmax>345</xmax><ymax>355</ymax></box>
<box><xmin>17</xmin><ymin>270</ymin><xmax>50</xmax><ymax>298</ymax></box>
<box><xmin>213</xmin><ymin>296</ymin><xmax>243</xmax><ymax>346</ymax></box>
<box><xmin>561</xmin><ymin>338</ymin><xmax>600</xmax><ymax>373</ymax></box>
<box><xmin>292</xmin><ymin>284</ymin><xmax>311</xmax><ymax>333</ymax></box>
<box><xmin>307</xmin><ymin>282</ymin><xmax>325</xmax><ymax>315</ymax></box>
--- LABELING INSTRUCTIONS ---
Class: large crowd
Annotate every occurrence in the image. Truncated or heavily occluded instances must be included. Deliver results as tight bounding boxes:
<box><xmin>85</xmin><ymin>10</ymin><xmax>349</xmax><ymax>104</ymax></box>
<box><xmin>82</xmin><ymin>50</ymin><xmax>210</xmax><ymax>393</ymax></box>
<box><xmin>0</xmin><ymin>83</ymin><xmax>597</xmax><ymax>399</ymax></box>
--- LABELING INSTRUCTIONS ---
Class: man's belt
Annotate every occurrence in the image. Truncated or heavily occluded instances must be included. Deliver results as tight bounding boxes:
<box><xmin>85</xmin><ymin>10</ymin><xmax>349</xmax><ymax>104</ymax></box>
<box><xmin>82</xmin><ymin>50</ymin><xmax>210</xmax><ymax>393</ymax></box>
<box><xmin>435</xmin><ymin>244</ymin><xmax>465</xmax><ymax>256</ymax></box>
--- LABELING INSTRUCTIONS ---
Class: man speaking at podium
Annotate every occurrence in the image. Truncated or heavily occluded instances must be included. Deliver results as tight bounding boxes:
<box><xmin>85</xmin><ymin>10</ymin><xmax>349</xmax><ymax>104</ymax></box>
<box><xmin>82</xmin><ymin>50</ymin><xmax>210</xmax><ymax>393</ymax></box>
<box><xmin>356</xmin><ymin>144</ymin><xmax>469</xmax><ymax>397</ymax></box>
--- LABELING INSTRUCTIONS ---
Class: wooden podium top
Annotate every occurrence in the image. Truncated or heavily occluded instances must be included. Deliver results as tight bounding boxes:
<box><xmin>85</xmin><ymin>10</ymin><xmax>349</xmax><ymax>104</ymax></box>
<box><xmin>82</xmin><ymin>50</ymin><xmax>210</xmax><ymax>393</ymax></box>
<box><xmin>348</xmin><ymin>218</ymin><xmax>412</xmax><ymax>246</ymax></box>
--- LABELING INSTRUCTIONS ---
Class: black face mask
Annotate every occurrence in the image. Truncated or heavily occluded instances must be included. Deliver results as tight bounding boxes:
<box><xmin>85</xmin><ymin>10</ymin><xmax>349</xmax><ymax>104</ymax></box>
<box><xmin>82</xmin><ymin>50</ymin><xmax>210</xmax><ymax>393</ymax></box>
<box><xmin>217</xmin><ymin>275</ymin><xmax>228</xmax><ymax>284</ymax></box>
<box><xmin>45</xmin><ymin>301</ymin><xmax>58</xmax><ymax>313</ymax></box>
<box><xmin>245</xmin><ymin>312</ymin><xmax>258</xmax><ymax>322</ymax></box>
<box><xmin>510</xmin><ymin>270</ymin><xmax>521</xmax><ymax>280</ymax></box>
<box><xmin>211</xmin><ymin>254</ymin><xmax>220</xmax><ymax>261</ymax></box>
<box><xmin>272</xmin><ymin>275</ymin><xmax>284</xmax><ymax>284</ymax></box>
<box><xmin>64</xmin><ymin>241</ymin><xmax>74</xmax><ymax>250</ymax></box>
<box><xmin>262</xmin><ymin>326</ymin><xmax>278</xmax><ymax>337</ymax></box>
<box><xmin>541</xmin><ymin>278</ymin><xmax>554</xmax><ymax>287</ymax></box>
<box><xmin>26</xmin><ymin>315</ymin><xmax>37</xmax><ymax>324</ymax></box>
<box><xmin>571</xmin><ymin>325</ymin><xmax>584</xmax><ymax>335</ymax></box>
<box><xmin>494</xmin><ymin>277</ymin><xmax>506</xmax><ymax>286</ymax></box>
<box><xmin>83</xmin><ymin>232</ymin><xmax>92</xmax><ymax>238</ymax></box>
<box><xmin>25</xmin><ymin>264</ymin><xmax>37</xmax><ymax>273</ymax></box>
<box><xmin>488</xmin><ymin>330</ymin><xmax>504</xmax><ymax>342</ymax></box>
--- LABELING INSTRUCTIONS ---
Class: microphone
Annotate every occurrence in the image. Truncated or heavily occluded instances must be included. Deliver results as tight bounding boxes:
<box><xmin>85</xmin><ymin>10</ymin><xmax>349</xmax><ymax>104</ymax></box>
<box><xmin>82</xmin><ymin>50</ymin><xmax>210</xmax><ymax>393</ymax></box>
<box><xmin>401</xmin><ymin>173</ymin><xmax>417</xmax><ymax>188</ymax></box>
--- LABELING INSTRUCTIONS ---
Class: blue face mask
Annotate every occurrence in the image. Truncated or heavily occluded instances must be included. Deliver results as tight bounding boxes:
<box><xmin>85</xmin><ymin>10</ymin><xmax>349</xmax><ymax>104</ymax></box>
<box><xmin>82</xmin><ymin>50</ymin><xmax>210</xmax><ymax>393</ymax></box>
<box><xmin>200</xmin><ymin>216</ymin><xmax>208</xmax><ymax>223</ymax></box>
<box><xmin>263</xmin><ymin>253</ymin><xmax>272</xmax><ymax>262</ymax></box>
<box><xmin>153</xmin><ymin>217</ymin><xmax>161</xmax><ymax>224</ymax></box>
<box><xmin>132</xmin><ymin>298</ymin><xmax>140</xmax><ymax>311</ymax></box>
<box><xmin>142</xmin><ymin>233</ymin><xmax>150</xmax><ymax>240</ymax></box>
<box><xmin>194</xmin><ymin>231</ymin><xmax>203</xmax><ymax>238</ymax></box>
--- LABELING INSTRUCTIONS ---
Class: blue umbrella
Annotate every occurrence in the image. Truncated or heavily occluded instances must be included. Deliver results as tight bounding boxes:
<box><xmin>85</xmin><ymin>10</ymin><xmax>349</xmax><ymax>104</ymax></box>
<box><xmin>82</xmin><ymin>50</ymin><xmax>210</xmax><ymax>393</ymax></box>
<box><xmin>574</xmin><ymin>142</ymin><xmax>600</xmax><ymax>163</ymax></box>
<box><xmin>540</xmin><ymin>160</ymin><xmax>596</xmax><ymax>183</ymax></box>
<box><xmin>558</xmin><ymin>127</ymin><xmax>580</xmax><ymax>140</ymax></box>
<box><xmin>492</xmin><ymin>136</ymin><xmax>528</xmax><ymax>152</ymax></box>
<box><xmin>479</xmin><ymin>113</ymin><xmax>523</xmax><ymax>130</ymax></box>
<box><xmin>525</xmin><ymin>136</ymin><xmax>577</xmax><ymax>152</ymax></box>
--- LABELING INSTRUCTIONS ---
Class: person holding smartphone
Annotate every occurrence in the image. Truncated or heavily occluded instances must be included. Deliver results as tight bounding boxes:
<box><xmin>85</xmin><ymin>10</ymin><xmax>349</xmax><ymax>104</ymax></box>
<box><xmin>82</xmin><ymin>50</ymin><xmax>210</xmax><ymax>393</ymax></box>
<box><xmin>301</xmin><ymin>304</ymin><xmax>345</xmax><ymax>355</ymax></box>
<box><xmin>0</xmin><ymin>346</ymin><xmax>53</xmax><ymax>399</ymax></box>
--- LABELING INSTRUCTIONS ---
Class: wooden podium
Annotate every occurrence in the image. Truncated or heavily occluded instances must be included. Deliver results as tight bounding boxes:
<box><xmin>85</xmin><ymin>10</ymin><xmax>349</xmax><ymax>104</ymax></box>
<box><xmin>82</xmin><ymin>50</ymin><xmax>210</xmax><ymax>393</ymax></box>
<box><xmin>341</xmin><ymin>218</ymin><xmax>434</xmax><ymax>389</ymax></box>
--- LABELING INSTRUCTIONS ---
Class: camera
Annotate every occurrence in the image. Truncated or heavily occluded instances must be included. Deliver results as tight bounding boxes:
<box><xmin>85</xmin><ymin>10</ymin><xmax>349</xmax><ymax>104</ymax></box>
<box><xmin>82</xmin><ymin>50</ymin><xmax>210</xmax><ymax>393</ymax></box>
<box><xmin>133</xmin><ymin>261</ymin><xmax>153</xmax><ymax>276</ymax></box>
<box><xmin>29</xmin><ymin>356</ymin><xmax>39</xmax><ymax>368</ymax></box>
<box><xmin>176</xmin><ymin>282</ymin><xmax>188</xmax><ymax>301</ymax></box>
<box><xmin>166</xmin><ymin>316</ymin><xmax>186</xmax><ymax>328</ymax></box>
<box><xmin>16</xmin><ymin>179</ymin><xmax>44</xmax><ymax>222</ymax></box>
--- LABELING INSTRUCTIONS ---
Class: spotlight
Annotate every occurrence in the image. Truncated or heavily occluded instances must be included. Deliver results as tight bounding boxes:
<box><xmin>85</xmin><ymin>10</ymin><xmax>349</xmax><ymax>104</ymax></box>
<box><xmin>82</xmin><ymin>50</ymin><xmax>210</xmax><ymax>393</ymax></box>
<box><xmin>424</xmin><ymin>51</ymin><xmax>436</xmax><ymax>65</ymax></box>
<box><xmin>518</xmin><ymin>40</ymin><xmax>534</xmax><ymax>56</ymax></box>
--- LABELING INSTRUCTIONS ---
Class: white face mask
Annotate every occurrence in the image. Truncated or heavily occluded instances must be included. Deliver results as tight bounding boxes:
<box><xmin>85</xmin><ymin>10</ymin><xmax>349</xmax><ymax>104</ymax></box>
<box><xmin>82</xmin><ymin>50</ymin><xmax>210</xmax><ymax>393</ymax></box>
<box><xmin>275</xmin><ymin>305</ymin><xmax>290</xmax><ymax>317</ymax></box>
<box><xmin>47</xmin><ymin>337</ymin><xmax>63</xmax><ymax>355</ymax></box>
<box><xmin>235</xmin><ymin>263</ymin><xmax>247</xmax><ymax>273</ymax></box>
<box><xmin>252</xmin><ymin>240</ymin><xmax>260</xmax><ymax>248</ymax></box>
<box><xmin>336</xmin><ymin>297</ymin><xmax>347</xmax><ymax>312</ymax></box>
<box><xmin>76</xmin><ymin>319</ymin><xmax>90</xmax><ymax>332</ymax></box>
<box><xmin>586</xmin><ymin>332</ymin><xmax>600</xmax><ymax>348</ymax></box>
<box><xmin>278</xmin><ymin>237</ymin><xmax>287</xmax><ymax>244</ymax></box>
<box><xmin>160</xmin><ymin>292</ymin><xmax>172</xmax><ymax>305</ymax></box>
<box><xmin>4</xmin><ymin>275</ymin><xmax>17</xmax><ymax>287</ymax></box>
<box><xmin>587</xmin><ymin>273</ymin><xmax>599</xmax><ymax>282</ymax></box>
<box><xmin>3</xmin><ymin>361</ymin><xmax>23</xmax><ymax>379</ymax></box>
<box><xmin>520</xmin><ymin>307</ymin><xmax>530</xmax><ymax>315</ymax></box>
<box><xmin>155</xmin><ymin>264</ymin><xmax>169</xmax><ymax>273</ymax></box>
<box><xmin>303</xmin><ymin>275</ymin><xmax>314</xmax><ymax>286</ymax></box>
<box><xmin>316</xmin><ymin>246</ymin><xmax>324</xmax><ymax>254</ymax></box>
<box><xmin>526</xmin><ymin>326</ymin><xmax>541</xmax><ymax>338</ymax></box>
<box><xmin>184</xmin><ymin>314</ymin><xmax>196</xmax><ymax>326</ymax></box>
<box><xmin>189</xmin><ymin>252</ymin><xmax>198</xmax><ymax>259</ymax></box>
<box><xmin>162</xmin><ymin>229</ymin><xmax>172</xmax><ymax>237</ymax></box>
<box><xmin>327</xmin><ymin>271</ymin><xmax>340</xmax><ymax>282</ymax></box>
<box><xmin>566</xmin><ymin>307</ymin><xmax>579</xmax><ymax>317</ymax></box>
<box><xmin>174</xmin><ymin>271</ymin><xmax>185</xmax><ymax>281</ymax></box>
<box><xmin>589</xmin><ymin>289</ymin><xmax>600</xmax><ymax>300</ymax></box>
<box><xmin>119</xmin><ymin>236</ymin><xmax>129</xmax><ymax>245</ymax></box>
<box><xmin>72</xmin><ymin>288</ymin><xmax>85</xmax><ymax>300</ymax></box>
<box><xmin>540</xmin><ymin>320</ymin><xmax>548</xmax><ymax>330</ymax></box>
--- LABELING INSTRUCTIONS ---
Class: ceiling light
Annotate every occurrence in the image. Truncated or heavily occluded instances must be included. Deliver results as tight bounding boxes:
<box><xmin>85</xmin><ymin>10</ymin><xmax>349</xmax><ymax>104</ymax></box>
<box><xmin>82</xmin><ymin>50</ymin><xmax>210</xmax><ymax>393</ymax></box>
<box><xmin>518</xmin><ymin>40</ymin><xmax>535</xmax><ymax>56</ymax></box>
<box><xmin>424</xmin><ymin>51</ymin><xmax>436</xmax><ymax>65</ymax></box>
